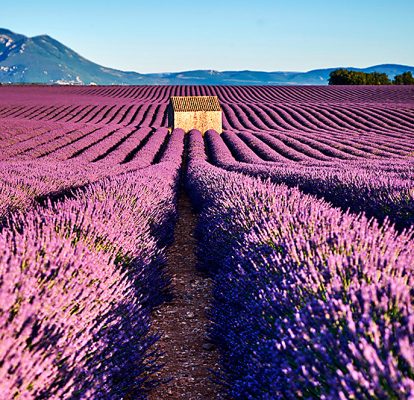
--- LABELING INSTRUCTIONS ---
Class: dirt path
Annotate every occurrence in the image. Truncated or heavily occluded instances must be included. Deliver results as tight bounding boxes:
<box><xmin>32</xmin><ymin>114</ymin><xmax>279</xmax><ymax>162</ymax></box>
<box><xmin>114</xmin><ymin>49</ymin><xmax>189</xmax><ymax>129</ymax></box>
<box><xmin>148</xmin><ymin>190</ymin><xmax>221</xmax><ymax>400</ymax></box>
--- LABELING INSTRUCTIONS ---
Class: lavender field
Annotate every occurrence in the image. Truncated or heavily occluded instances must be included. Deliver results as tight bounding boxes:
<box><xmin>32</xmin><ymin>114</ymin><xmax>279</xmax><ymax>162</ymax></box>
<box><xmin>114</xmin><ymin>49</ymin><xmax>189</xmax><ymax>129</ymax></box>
<box><xmin>1</xmin><ymin>85</ymin><xmax>414</xmax><ymax>399</ymax></box>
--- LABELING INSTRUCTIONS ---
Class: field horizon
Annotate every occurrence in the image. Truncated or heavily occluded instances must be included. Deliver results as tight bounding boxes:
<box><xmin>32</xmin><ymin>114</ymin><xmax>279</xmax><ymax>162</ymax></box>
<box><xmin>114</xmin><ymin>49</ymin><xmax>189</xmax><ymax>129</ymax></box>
<box><xmin>1</xmin><ymin>27</ymin><xmax>414</xmax><ymax>86</ymax></box>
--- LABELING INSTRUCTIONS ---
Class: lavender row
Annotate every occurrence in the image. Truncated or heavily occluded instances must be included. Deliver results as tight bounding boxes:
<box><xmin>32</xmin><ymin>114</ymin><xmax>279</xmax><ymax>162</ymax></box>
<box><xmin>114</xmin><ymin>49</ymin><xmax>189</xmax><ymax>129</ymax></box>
<box><xmin>38</xmin><ymin>125</ymin><xmax>119</xmax><ymax>161</ymax></box>
<box><xmin>0</xmin><ymin>129</ymin><xmax>181</xmax><ymax>222</ymax></box>
<box><xmin>221</xmin><ymin>102</ymin><xmax>414</xmax><ymax>139</ymax></box>
<box><xmin>263</xmin><ymin>103</ymin><xmax>413</xmax><ymax>135</ymax></box>
<box><xmin>221</xmin><ymin>127</ymin><xmax>410</xmax><ymax>164</ymax></box>
<box><xmin>187</xmin><ymin>129</ymin><xmax>414</xmax><ymax>399</ymax></box>
<box><xmin>10</xmin><ymin>84</ymin><xmax>409</xmax><ymax>103</ymax></box>
<box><xmin>1</xmin><ymin>87</ymin><xmax>413</xmax><ymax>135</ymax></box>
<box><xmin>0</xmin><ymin>135</ymin><xmax>183</xmax><ymax>398</ymax></box>
<box><xmin>75</xmin><ymin>126</ymin><xmax>138</xmax><ymax>163</ymax></box>
<box><xmin>205</xmin><ymin>130</ymin><xmax>414</xmax><ymax>230</ymax></box>
<box><xmin>0</xmin><ymin>102</ymin><xmax>168</xmax><ymax>128</ymax></box>
<box><xmin>0</xmin><ymin>120</ymin><xmax>94</xmax><ymax>160</ymax></box>
<box><xmin>101</xmin><ymin>127</ymin><xmax>152</xmax><ymax>164</ymax></box>
<box><xmin>0</xmin><ymin>161</ymin><xmax>105</xmax><ymax>220</ymax></box>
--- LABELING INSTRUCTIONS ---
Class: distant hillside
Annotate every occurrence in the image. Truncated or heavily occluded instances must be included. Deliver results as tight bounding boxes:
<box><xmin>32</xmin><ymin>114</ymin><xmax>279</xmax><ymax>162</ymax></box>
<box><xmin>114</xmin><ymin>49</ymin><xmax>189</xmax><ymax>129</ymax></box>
<box><xmin>1</xmin><ymin>28</ymin><xmax>413</xmax><ymax>85</ymax></box>
<box><xmin>0</xmin><ymin>28</ymin><xmax>149</xmax><ymax>85</ymax></box>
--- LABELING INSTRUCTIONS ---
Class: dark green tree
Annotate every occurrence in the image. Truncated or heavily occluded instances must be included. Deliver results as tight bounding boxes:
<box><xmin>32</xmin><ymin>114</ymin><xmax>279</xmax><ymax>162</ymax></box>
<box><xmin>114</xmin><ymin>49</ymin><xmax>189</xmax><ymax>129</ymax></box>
<box><xmin>365</xmin><ymin>72</ymin><xmax>391</xmax><ymax>85</ymax></box>
<box><xmin>328</xmin><ymin>69</ymin><xmax>391</xmax><ymax>85</ymax></box>
<box><xmin>349</xmin><ymin>71</ymin><xmax>367</xmax><ymax>85</ymax></box>
<box><xmin>393</xmin><ymin>71</ymin><xmax>414</xmax><ymax>85</ymax></box>
<box><xmin>328</xmin><ymin>69</ymin><xmax>353</xmax><ymax>85</ymax></box>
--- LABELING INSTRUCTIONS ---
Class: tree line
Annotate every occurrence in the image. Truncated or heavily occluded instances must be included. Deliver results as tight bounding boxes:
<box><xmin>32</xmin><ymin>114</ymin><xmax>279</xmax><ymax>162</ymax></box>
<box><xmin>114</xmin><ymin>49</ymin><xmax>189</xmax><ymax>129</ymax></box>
<box><xmin>328</xmin><ymin>69</ymin><xmax>414</xmax><ymax>85</ymax></box>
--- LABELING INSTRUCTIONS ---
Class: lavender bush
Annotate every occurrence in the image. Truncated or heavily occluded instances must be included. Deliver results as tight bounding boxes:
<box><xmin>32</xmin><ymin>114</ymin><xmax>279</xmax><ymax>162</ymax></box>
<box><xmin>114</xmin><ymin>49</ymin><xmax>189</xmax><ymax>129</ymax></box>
<box><xmin>204</xmin><ymin>130</ymin><xmax>414</xmax><ymax>230</ymax></box>
<box><xmin>187</xmin><ymin>130</ymin><xmax>414</xmax><ymax>399</ymax></box>
<box><xmin>0</xmin><ymin>131</ymin><xmax>184</xmax><ymax>398</ymax></box>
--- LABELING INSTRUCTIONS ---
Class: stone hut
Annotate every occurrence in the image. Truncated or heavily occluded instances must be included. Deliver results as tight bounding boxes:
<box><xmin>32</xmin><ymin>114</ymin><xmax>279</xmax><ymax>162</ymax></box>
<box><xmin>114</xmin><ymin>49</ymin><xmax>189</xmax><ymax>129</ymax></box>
<box><xmin>169</xmin><ymin>96</ymin><xmax>222</xmax><ymax>134</ymax></box>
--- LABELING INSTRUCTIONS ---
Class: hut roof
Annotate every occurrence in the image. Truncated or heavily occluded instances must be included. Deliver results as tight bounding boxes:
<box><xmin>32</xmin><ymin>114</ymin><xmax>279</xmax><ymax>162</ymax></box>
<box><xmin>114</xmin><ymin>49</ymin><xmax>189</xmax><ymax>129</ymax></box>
<box><xmin>170</xmin><ymin>96</ymin><xmax>221</xmax><ymax>112</ymax></box>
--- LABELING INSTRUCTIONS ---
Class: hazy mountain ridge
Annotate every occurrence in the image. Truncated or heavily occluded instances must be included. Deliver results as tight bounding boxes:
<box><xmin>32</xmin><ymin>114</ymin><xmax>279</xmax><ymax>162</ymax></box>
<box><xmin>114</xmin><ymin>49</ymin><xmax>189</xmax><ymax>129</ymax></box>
<box><xmin>1</xmin><ymin>28</ymin><xmax>413</xmax><ymax>85</ymax></box>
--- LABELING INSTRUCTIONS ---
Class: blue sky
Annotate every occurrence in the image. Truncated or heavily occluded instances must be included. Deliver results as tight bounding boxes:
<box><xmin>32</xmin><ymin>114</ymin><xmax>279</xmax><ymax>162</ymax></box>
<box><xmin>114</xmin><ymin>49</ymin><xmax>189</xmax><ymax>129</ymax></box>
<box><xmin>1</xmin><ymin>0</ymin><xmax>413</xmax><ymax>73</ymax></box>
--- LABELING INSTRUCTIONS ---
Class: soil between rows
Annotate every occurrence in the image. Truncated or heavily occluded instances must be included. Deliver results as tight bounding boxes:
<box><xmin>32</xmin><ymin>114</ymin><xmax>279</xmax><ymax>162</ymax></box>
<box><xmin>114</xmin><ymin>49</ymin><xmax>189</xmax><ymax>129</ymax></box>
<box><xmin>148</xmin><ymin>190</ymin><xmax>222</xmax><ymax>400</ymax></box>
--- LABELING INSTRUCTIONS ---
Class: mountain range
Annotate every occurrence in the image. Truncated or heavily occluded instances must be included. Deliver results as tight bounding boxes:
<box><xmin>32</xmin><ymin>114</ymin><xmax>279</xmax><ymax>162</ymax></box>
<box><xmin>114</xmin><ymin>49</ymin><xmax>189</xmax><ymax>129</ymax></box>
<box><xmin>1</xmin><ymin>28</ymin><xmax>413</xmax><ymax>86</ymax></box>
